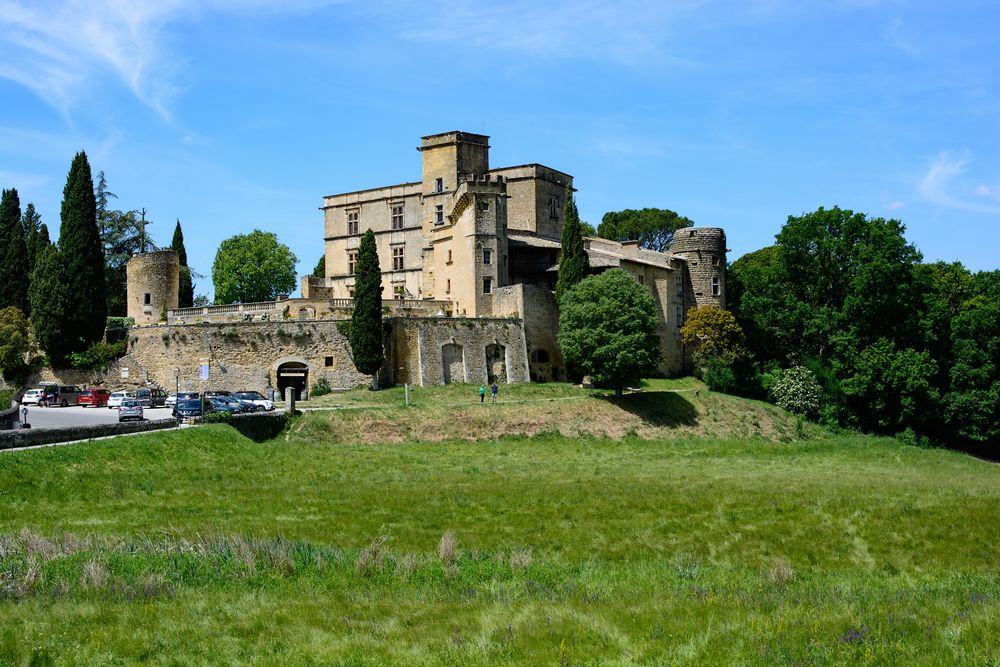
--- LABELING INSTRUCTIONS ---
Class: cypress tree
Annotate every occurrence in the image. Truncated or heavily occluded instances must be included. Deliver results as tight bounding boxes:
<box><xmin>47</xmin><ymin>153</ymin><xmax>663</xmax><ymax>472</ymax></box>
<box><xmin>171</xmin><ymin>220</ymin><xmax>194</xmax><ymax>308</ymax></box>
<box><xmin>21</xmin><ymin>203</ymin><xmax>42</xmax><ymax>276</ymax></box>
<box><xmin>29</xmin><ymin>244</ymin><xmax>71</xmax><ymax>364</ymax></box>
<box><xmin>0</xmin><ymin>188</ymin><xmax>29</xmax><ymax>312</ymax></box>
<box><xmin>349</xmin><ymin>229</ymin><xmax>385</xmax><ymax>389</ymax></box>
<box><xmin>555</xmin><ymin>186</ymin><xmax>590</xmax><ymax>304</ymax></box>
<box><xmin>59</xmin><ymin>151</ymin><xmax>106</xmax><ymax>350</ymax></box>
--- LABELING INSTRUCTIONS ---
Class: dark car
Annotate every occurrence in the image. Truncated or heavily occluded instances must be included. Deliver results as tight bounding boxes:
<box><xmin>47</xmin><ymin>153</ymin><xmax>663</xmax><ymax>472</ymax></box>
<box><xmin>135</xmin><ymin>388</ymin><xmax>168</xmax><ymax>408</ymax></box>
<box><xmin>79</xmin><ymin>389</ymin><xmax>112</xmax><ymax>408</ymax></box>
<box><xmin>173</xmin><ymin>399</ymin><xmax>212</xmax><ymax>419</ymax></box>
<box><xmin>202</xmin><ymin>390</ymin><xmax>232</xmax><ymax>398</ymax></box>
<box><xmin>40</xmin><ymin>385</ymin><xmax>82</xmax><ymax>407</ymax></box>
<box><xmin>206</xmin><ymin>396</ymin><xmax>250</xmax><ymax>414</ymax></box>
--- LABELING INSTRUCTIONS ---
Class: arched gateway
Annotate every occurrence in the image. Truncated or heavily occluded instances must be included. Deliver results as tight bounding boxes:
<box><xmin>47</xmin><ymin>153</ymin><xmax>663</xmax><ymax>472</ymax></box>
<box><xmin>276</xmin><ymin>361</ymin><xmax>309</xmax><ymax>400</ymax></box>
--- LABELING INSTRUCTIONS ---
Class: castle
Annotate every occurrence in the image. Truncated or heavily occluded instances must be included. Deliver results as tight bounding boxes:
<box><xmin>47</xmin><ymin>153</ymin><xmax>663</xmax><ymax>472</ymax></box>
<box><xmin>120</xmin><ymin>131</ymin><xmax>726</xmax><ymax>397</ymax></box>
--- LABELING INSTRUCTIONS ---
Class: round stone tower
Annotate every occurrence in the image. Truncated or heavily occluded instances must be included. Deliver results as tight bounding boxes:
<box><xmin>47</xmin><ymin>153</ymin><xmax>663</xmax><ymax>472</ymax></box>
<box><xmin>126</xmin><ymin>250</ymin><xmax>180</xmax><ymax>325</ymax></box>
<box><xmin>670</xmin><ymin>227</ymin><xmax>727</xmax><ymax>309</ymax></box>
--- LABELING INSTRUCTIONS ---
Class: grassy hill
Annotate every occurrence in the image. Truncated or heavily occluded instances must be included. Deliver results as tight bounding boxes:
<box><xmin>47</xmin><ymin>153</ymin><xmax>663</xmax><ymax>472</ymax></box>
<box><xmin>0</xmin><ymin>381</ymin><xmax>998</xmax><ymax>665</ymax></box>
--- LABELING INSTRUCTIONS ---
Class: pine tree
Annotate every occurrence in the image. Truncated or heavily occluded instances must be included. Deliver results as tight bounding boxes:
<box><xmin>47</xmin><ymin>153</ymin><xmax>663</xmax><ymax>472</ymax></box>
<box><xmin>59</xmin><ymin>151</ymin><xmax>106</xmax><ymax>349</ymax></box>
<box><xmin>349</xmin><ymin>229</ymin><xmax>385</xmax><ymax>389</ymax></box>
<box><xmin>171</xmin><ymin>220</ymin><xmax>194</xmax><ymax>308</ymax></box>
<box><xmin>0</xmin><ymin>188</ymin><xmax>29</xmax><ymax>313</ymax></box>
<box><xmin>312</xmin><ymin>255</ymin><xmax>326</xmax><ymax>278</ymax></box>
<box><xmin>556</xmin><ymin>186</ymin><xmax>589</xmax><ymax>304</ymax></box>
<box><xmin>29</xmin><ymin>244</ymin><xmax>71</xmax><ymax>364</ymax></box>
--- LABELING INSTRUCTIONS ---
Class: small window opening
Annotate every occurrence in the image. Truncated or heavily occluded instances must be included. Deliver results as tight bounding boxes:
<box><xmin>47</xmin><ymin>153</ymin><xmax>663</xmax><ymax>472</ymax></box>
<box><xmin>143</xmin><ymin>293</ymin><xmax>151</xmax><ymax>305</ymax></box>
<box><xmin>324</xmin><ymin>356</ymin><xmax>334</xmax><ymax>367</ymax></box>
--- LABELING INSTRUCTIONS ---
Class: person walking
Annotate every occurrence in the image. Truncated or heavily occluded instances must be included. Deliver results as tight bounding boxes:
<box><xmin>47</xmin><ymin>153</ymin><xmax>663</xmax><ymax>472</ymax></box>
<box><xmin>490</xmin><ymin>382</ymin><xmax>498</xmax><ymax>403</ymax></box>
<box><xmin>479</xmin><ymin>385</ymin><xmax>486</xmax><ymax>403</ymax></box>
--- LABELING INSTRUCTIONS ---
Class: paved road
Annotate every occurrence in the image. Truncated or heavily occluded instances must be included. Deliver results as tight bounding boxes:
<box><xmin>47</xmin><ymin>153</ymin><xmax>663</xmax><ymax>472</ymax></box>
<box><xmin>16</xmin><ymin>404</ymin><xmax>176</xmax><ymax>429</ymax></box>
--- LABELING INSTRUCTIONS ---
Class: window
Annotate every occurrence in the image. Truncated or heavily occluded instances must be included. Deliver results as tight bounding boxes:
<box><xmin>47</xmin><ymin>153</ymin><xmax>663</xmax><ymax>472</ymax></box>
<box><xmin>711</xmin><ymin>276</ymin><xmax>721</xmax><ymax>296</ymax></box>
<box><xmin>483</xmin><ymin>248</ymin><xmax>492</xmax><ymax>265</ymax></box>
<box><xmin>446</xmin><ymin>249</ymin><xmax>452</xmax><ymax>263</ymax></box>
<box><xmin>531</xmin><ymin>349</ymin><xmax>550</xmax><ymax>363</ymax></box>
<box><xmin>347</xmin><ymin>210</ymin><xmax>359</xmax><ymax>235</ymax></box>
<box><xmin>483</xmin><ymin>277</ymin><xmax>492</xmax><ymax>294</ymax></box>
<box><xmin>434</xmin><ymin>205</ymin><xmax>444</xmax><ymax>224</ymax></box>
<box><xmin>675</xmin><ymin>275</ymin><xmax>683</xmax><ymax>296</ymax></box>
<box><xmin>348</xmin><ymin>288</ymin><xmax>355</xmax><ymax>298</ymax></box>
<box><xmin>143</xmin><ymin>293</ymin><xmax>151</xmax><ymax>305</ymax></box>
<box><xmin>324</xmin><ymin>356</ymin><xmax>334</xmax><ymax>367</ymax></box>
<box><xmin>393</xmin><ymin>285</ymin><xmax>405</xmax><ymax>300</ymax></box>
<box><xmin>638</xmin><ymin>274</ymin><xmax>644</xmax><ymax>284</ymax></box>
<box><xmin>435</xmin><ymin>178</ymin><xmax>444</xmax><ymax>193</ymax></box>
<box><xmin>712</xmin><ymin>254</ymin><xmax>721</xmax><ymax>267</ymax></box>
<box><xmin>676</xmin><ymin>305</ymin><xmax>684</xmax><ymax>327</ymax></box>
<box><xmin>548</xmin><ymin>194</ymin><xmax>560</xmax><ymax>218</ymax></box>
<box><xmin>348</xmin><ymin>250</ymin><xmax>358</xmax><ymax>275</ymax></box>
<box><xmin>478</xmin><ymin>201</ymin><xmax>489</xmax><ymax>211</ymax></box>
<box><xmin>446</xmin><ymin>279</ymin><xmax>451</xmax><ymax>293</ymax></box>
<box><xmin>391</xmin><ymin>204</ymin><xmax>404</xmax><ymax>230</ymax></box>
<box><xmin>392</xmin><ymin>245</ymin><xmax>405</xmax><ymax>271</ymax></box>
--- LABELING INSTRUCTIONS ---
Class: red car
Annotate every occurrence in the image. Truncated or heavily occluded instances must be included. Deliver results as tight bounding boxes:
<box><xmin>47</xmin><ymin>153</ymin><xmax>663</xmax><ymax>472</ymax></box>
<box><xmin>79</xmin><ymin>389</ymin><xmax>113</xmax><ymax>408</ymax></box>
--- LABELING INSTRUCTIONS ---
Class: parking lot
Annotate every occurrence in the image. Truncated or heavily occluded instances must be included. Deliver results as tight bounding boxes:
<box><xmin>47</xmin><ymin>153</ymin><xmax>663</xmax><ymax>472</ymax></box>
<box><xmin>17</xmin><ymin>404</ymin><xmax>176</xmax><ymax>429</ymax></box>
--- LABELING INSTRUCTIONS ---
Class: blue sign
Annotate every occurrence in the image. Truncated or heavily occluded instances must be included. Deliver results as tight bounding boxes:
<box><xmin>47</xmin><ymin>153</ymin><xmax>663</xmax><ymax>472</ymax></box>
<box><xmin>200</xmin><ymin>361</ymin><xmax>209</xmax><ymax>380</ymax></box>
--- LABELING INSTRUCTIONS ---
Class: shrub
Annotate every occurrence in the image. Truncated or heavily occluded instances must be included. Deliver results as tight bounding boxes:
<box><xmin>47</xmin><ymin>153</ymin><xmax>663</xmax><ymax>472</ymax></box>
<box><xmin>311</xmin><ymin>378</ymin><xmax>332</xmax><ymax>397</ymax></box>
<box><xmin>105</xmin><ymin>316</ymin><xmax>134</xmax><ymax>329</ymax></box>
<box><xmin>701</xmin><ymin>358</ymin><xmax>737</xmax><ymax>393</ymax></box>
<box><xmin>769</xmin><ymin>366</ymin><xmax>822</xmax><ymax>419</ymax></box>
<box><xmin>202</xmin><ymin>410</ymin><xmax>233</xmax><ymax>424</ymax></box>
<box><xmin>66</xmin><ymin>340</ymin><xmax>127</xmax><ymax>371</ymax></box>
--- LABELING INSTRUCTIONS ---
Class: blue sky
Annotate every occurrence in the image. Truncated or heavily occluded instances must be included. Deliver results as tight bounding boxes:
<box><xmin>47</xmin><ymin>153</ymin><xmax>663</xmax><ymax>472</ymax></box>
<box><xmin>1</xmin><ymin>0</ymin><xmax>998</xmax><ymax>299</ymax></box>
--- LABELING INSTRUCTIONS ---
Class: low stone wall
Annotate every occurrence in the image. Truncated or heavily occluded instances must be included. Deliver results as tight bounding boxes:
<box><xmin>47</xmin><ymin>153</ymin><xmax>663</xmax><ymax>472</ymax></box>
<box><xmin>0</xmin><ymin>419</ymin><xmax>177</xmax><ymax>451</ymax></box>
<box><xmin>1</xmin><ymin>401</ymin><xmax>18</xmax><ymax>430</ymax></box>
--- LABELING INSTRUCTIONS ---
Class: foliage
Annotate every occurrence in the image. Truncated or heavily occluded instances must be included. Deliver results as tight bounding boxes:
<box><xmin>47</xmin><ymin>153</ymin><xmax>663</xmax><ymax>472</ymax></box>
<box><xmin>0</xmin><ymin>188</ymin><xmax>29</xmax><ymax>313</ymax></box>
<box><xmin>193</xmin><ymin>294</ymin><xmax>210</xmax><ymax>307</ymax></box>
<box><xmin>597</xmin><ymin>207</ymin><xmax>694</xmax><ymax>252</ymax></box>
<box><xmin>312</xmin><ymin>255</ymin><xmax>326</xmax><ymax>278</ymax></box>
<box><xmin>201</xmin><ymin>410</ymin><xmax>233</xmax><ymax>424</ymax></box>
<box><xmin>105</xmin><ymin>316</ymin><xmax>135</xmax><ymax>329</ymax></box>
<box><xmin>171</xmin><ymin>220</ymin><xmax>195</xmax><ymax>308</ymax></box>
<box><xmin>311</xmin><ymin>377</ymin><xmax>332</xmax><ymax>397</ymax></box>
<box><xmin>555</xmin><ymin>186</ymin><xmax>589</xmax><ymax>304</ymax></box>
<box><xmin>66</xmin><ymin>340</ymin><xmax>127</xmax><ymax>371</ymax></box>
<box><xmin>0</xmin><ymin>306</ymin><xmax>30</xmax><ymax>383</ymax></box>
<box><xmin>680</xmin><ymin>305</ymin><xmax>749</xmax><ymax>367</ymax></box>
<box><xmin>558</xmin><ymin>269</ymin><xmax>660</xmax><ymax>395</ymax></box>
<box><xmin>212</xmin><ymin>229</ymin><xmax>298</xmax><ymax>304</ymax></box>
<box><xmin>28</xmin><ymin>244</ymin><xmax>71</xmax><ymax>364</ymax></box>
<box><xmin>60</xmin><ymin>152</ymin><xmax>107</xmax><ymax>349</ymax></box>
<box><xmin>700</xmin><ymin>357</ymin><xmax>737</xmax><ymax>393</ymax></box>
<box><xmin>769</xmin><ymin>366</ymin><xmax>823</xmax><ymax>419</ymax></box>
<box><xmin>349</xmin><ymin>230</ymin><xmax>385</xmax><ymax>388</ymax></box>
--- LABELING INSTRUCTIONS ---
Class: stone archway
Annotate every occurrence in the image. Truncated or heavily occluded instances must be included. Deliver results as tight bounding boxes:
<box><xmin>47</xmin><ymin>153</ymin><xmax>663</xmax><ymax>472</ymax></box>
<box><xmin>441</xmin><ymin>343</ymin><xmax>464</xmax><ymax>384</ymax></box>
<box><xmin>485</xmin><ymin>343</ymin><xmax>507</xmax><ymax>383</ymax></box>
<box><xmin>277</xmin><ymin>361</ymin><xmax>309</xmax><ymax>400</ymax></box>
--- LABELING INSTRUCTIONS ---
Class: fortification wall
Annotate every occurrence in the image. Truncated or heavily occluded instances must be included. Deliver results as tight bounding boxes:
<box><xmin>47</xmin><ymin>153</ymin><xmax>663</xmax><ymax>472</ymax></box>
<box><xmin>493</xmin><ymin>284</ymin><xmax>564</xmax><ymax>381</ymax></box>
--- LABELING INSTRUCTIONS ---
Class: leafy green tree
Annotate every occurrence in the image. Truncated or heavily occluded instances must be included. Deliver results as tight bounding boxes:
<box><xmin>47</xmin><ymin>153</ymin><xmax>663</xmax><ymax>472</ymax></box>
<box><xmin>59</xmin><ymin>151</ymin><xmax>106</xmax><ymax>349</ymax></box>
<box><xmin>349</xmin><ymin>230</ymin><xmax>385</xmax><ymax>389</ymax></box>
<box><xmin>212</xmin><ymin>229</ymin><xmax>298</xmax><ymax>304</ymax></box>
<box><xmin>679</xmin><ymin>306</ymin><xmax>749</xmax><ymax>368</ymax></box>
<box><xmin>0</xmin><ymin>306</ymin><xmax>30</xmax><ymax>384</ymax></box>
<box><xmin>556</xmin><ymin>186</ymin><xmax>589</xmax><ymax>304</ymax></box>
<box><xmin>597</xmin><ymin>208</ymin><xmax>694</xmax><ymax>252</ymax></box>
<box><xmin>0</xmin><ymin>188</ymin><xmax>29</xmax><ymax>312</ymax></box>
<box><xmin>29</xmin><ymin>244</ymin><xmax>72</xmax><ymax>363</ymax></box>
<box><xmin>171</xmin><ymin>220</ymin><xmax>194</xmax><ymax>308</ymax></box>
<box><xmin>312</xmin><ymin>255</ymin><xmax>326</xmax><ymax>278</ymax></box>
<box><xmin>558</xmin><ymin>268</ymin><xmax>660</xmax><ymax>396</ymax></box>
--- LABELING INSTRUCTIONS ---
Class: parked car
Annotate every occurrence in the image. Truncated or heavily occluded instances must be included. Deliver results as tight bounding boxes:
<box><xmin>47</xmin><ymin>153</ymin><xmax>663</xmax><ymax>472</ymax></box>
<box><xmin>21</xmin><ymin>389</ymin><xmax>44</xmax><ymax>405</ymax></box>
<box><xmin>173</xmin><ymin>398</ymin><xmax>212</xmax><ymax>419</ymax></box>
<box><xmin>166</xmin><ymin>391</ymin><xmax>199</xmax><ymax>408</ymax></box>
<box><xmin>107</xmin><ymin>391</ymin><xmax>136</xmax><ymax>409</ymax></box>
<box><xmin>233</xmin><ymin>391</ymin><xmax>274</xmax><ymax>411</ymax></box>
<box><xmin>79</xmin><ymin>389</ymin><xmax>113</xmax><ymax>408</ymax></box>
<box><xmin>118</xmin><ymin>399</ymin><xmax>144</xmax><ymax>422</ymax></box>
<box><xmin>135</xmin><ymin>387</ymin><xmax>168</xmax><ymax>408</ymax></box>
<box><xmin>41</xmin><ymin>385</ymin><xmax>82</xmax><ymax>407</ymax></box>
<box><xmin>206</xmin><ymin>396</ymin><xmax>250</xmax><ymax>414</ymax></box>
<box><xmin>202</xmin><ymin>390</ymin><xmax>232</xmax><ymax>398</ymax></box>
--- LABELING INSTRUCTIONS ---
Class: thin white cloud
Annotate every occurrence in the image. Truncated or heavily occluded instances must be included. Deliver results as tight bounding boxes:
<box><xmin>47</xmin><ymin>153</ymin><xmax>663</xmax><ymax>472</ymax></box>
<box><xmin>919</xmin><ymin>151</ymin><xmax>1000</xmax><ymax>214</ymax></box>
<box><xmin>886</xmin><ymin>200</ymin><xmax>905</xmax><ymax>210</ymax></box>
<box><xmin>975</xmin><ymin>184</ymin><xmax>1000</xmax><ymax>203</ymax></box>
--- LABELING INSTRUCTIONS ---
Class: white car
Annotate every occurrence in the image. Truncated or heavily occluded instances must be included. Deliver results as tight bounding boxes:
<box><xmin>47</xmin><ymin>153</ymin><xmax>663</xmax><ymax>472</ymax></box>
<box><xmin>21</xmin><ymin>389</ymin><xmax>44</xmax><ymax>405</ymax></box>
<box><xmin>233</xmin><ymin>391</ymin><xmax>275</xmax><ymax>411</ymax></box>
<box><xmin>107</xmin><ymin>391</ymin><xmax>136</xmax><ymax>409</ymax></box>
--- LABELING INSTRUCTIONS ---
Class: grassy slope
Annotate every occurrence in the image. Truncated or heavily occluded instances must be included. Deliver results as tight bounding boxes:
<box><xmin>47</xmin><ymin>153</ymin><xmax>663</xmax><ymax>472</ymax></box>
<box><xmin>0</xmin><ymin>381</ymin><xmax>998</xmax><ymax>665</ymax></box>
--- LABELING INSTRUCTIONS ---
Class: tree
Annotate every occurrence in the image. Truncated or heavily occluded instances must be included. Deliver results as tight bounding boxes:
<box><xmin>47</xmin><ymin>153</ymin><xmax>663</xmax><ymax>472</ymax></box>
<box><xmin>171</xmin><ymin>220</ymin><xmax>194</xmax><ymax>308</ymax></box>
<box><xmin>96</xmin><ymin>173</ymin><xmax>150</xmax><ymax>316</ymax></box>
<box><xmin>312</xmin><ymin>255</ymin><xmax>326</xmax><ymax>278</ymax></box>
<box><xmin>212</xmin><ymin>229</ymin><xmax>298</xmax><ymax>304</ymax></box>
<box><xmin>29</xmin><ymin>244</ymin><xmax>72</xmax><ymax>364</ymax></box>
<box><xmin>21</xmin><ymin>204</ymin><xmax>43</xmax><ymax>276</ymax></box>
<box><xmin>680</xmin><ymin>306</ymin><xmax>749</xmax><ymax>368</ymax></box>
<box><xmin>349</xmin><ymin>229</ymin><xmax>385</xmax><ymax>389</ymax></box>
<box><xmin>26</xmin><ymin>223</ymin><xmax>50</xmax><ymax>277</ymax></box>
<box><xmin>556</xmin><ymin>186</ymin><xmax>589</xmax><ymax>304</ymax></box>
<box><xmin>0</xmin><ymin>188</ymin><xmax>29</xmax><ymax>312</ymax></box>
<box><xmin>557</xmin><ymin>268</ymin><xmax>660</xmax><ymax>396</ymax></box>
<box><xmin>59</xmin><ymin>151</ymin><xmax>106</xmax><ymax>350</ymax></box>
<box><xmin>597</xmin><ymin>208</ymin><xmax>694</xmax><ymax>252</ymax></box>
<box><xmin>0</xmin><ymin>306</ymin><xmax>30</xmax><ymax>384</ymax></box>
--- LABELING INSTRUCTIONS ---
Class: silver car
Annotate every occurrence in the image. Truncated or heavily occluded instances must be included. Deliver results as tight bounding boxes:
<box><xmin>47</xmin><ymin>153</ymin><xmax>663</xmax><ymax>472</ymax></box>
<box><xmin>118</xmin><ymin>400</ymin><xmax>144</xmax><ymax>422</ymax></box>
<box><xmin>108</xmin><ymin>391</ymin><xmax>136</xmax><ymax>409</ymax></box>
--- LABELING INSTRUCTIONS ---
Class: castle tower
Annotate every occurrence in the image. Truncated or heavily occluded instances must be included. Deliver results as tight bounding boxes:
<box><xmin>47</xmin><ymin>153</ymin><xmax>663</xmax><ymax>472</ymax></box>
<box><xmin>126</xmin><ymin>250</ymin><xmax>180</xmax><ymax>325</ymax></box>
<box><xmin>670</xmin><ymin>227</ymin><xmax>727</xmax><ymax>309</ymax></box>
<box><xmin>418</xmin><ymin>132</ymin><xmax>490</xmax><ymax>233</ymax></box>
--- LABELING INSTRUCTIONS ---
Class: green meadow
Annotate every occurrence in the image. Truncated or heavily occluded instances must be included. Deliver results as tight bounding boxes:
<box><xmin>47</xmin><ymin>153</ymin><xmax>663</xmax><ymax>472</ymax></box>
<box><xmin>0</xmin><ymin>381</ymin><xmax>998</xmax><ymax>665</ymax></box>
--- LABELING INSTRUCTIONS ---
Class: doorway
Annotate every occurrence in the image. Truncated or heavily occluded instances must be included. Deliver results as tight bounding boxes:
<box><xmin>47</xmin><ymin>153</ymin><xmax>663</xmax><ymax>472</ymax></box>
<box><xmin>277</xmin><ymin>361</ymin><xmax>309</xmax><ymax>400</ymax></box>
